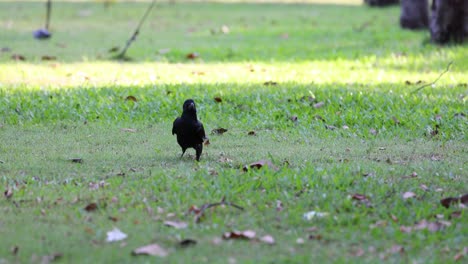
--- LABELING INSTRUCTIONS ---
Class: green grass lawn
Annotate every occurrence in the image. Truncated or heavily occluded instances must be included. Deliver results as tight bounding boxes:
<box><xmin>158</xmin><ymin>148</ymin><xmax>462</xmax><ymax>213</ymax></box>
<box><xmin>0</xmin><ymin>0</ymin><xmax>467</xmax><ymax>263</ymax></box>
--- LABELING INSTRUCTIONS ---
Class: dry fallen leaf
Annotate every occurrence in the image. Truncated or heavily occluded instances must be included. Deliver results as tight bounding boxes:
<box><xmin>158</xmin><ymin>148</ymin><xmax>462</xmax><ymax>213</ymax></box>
<box><xmin>41</xmin><ymin>55</ymin><xmax>56</xmax><ymax>61</ymax></box>
<box><xmin>222</xmin><ymin>230</ymin><xmax>256</xmax><ymax>240</ymax></box>
<box><xmin>214</xmin><ymin>97</ymin><xmax>223</xmax><ymax>103</ymax></box>
<box><xmin>259</xmin><ymin>235</ymin><xmax>275</xmax><ymax>245</ymax></box>
<box><xmin>125</xmin><ymin>95</ymin><xmax>137</xmax><ymax>102</ymax></box>
<box><xmin>243</xmin><ymin>160</ymin><xmax>278</xmax><ymax>172</ymax></box>
<box><xmin>313</xmin><ymin>102</ymin><xmax>325</xmax><ymax>108</ymax></box>
<box><xmin>247</xmin><ymin>131</ymin><xmax>256</xmax><ymax>136</ymax></box>
<box><xmin>11</xmin><ymin>245</ymin><xmax>18</xmax><ymax>256</ymax></box>
<box><xmin>211</xmin><ymin>128</ymin><xmax>228</xmax><ymax>135</ymax></box>
<box><xmin>38</xmin><ymin>252</ymin><xmax>63</xmax><ymax>264</ymax></box>
<box><xmin>4</xmin><ymin>188</ymin><xmax>13</xmax><ymax>199</ymax></box>
<box><xmin>11</xmin><ymin>54</ymin><xmax>25</xmax><ymax>61</ymax></box>
<box><xmin>453</xmin><ymin>247</ymin><xmax>467</xmax><ymax>261</ymax></box>
<box><xmin>132</xmin><ymin>243</ymin><xmax>168</xmax><ymax>257</ymax></box>
<box><xmin>186</xmin><ymin>52</ymin><xmax>199</xmax><ymax>59</ymax></box>
<box><xmin>106</xmin><ymin>228</ymin><xmax>128</xmax><ymax>242</ymax></box>
<box><xmin>263</xmin><ymin>81</ymin><xmax>278</xmax><ymax>86</ymax></box>
<box><xmin>164</xmin><ymin>220</ymin><xmax>188</xmax><ymax>229</ymax></box>
<box><xmin>179</xmin><ymin>239</ymin><xmax>197</xmax><ymax>247</ymax></box>
<box><xmin>120</xmin><ymin>128</ymin><xmax>137</xmax><ymax>133</ymax></box>
<box><xmin>402</xmin><ymin>192</ymin><xmax>416</xmax><ymax>200</ymax></box>
<box><xmin>84</xmin><ymin>203</ymin><xmax>98</xmax><ymax>212</ymax></box>
<box><xmin>351</xmin><ymin>194</ymin><xmax>368</xmax><ymax>201</ymax></box>
<box><xmin>69</xmin><ymin>158</ymin><xmax>83</xmax><ymax>164</ymax></box>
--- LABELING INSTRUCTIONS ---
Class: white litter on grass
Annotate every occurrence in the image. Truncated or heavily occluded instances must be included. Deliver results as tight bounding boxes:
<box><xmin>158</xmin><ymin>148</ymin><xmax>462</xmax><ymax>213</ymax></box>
<box><xmin>303</xmin><ymin>211</ymin><xmax>329</xmax><ymax>221</ymax></box>
<box><xmin>106</xmin><ymin>228</ymin><xmax>128</xmax><ymax>242</ymax></box>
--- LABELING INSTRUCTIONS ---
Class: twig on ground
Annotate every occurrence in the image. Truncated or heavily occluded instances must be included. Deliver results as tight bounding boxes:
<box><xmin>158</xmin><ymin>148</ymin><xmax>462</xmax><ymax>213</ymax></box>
<box><xmin>411</xmin><ymin>61</ymin><xmax>453</xmax><ymax>94</ymax></box>
<box><xmin>191</xmin><ymin>197</ymin><xmax>244</xmax><ymax>223</ymax></box>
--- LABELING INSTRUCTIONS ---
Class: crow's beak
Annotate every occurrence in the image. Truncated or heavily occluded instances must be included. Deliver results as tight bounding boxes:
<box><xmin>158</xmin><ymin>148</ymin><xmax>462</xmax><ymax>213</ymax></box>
<box><xmin>188</xmin><ymin>102</ymin><xmax>195</xmax><ymax>110</ymax></box>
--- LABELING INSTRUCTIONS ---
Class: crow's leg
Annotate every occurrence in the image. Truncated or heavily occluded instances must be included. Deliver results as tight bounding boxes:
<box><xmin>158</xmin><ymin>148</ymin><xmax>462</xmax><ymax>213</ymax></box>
<box><xmin>194</xmin><ymin>144</ymin><xmax>203</xmax><ymax>161</ymax></box>
<box><xmin>180</xmin><ymin>148</ymin><xmax>187</xmax><ymax>158</ymax></box>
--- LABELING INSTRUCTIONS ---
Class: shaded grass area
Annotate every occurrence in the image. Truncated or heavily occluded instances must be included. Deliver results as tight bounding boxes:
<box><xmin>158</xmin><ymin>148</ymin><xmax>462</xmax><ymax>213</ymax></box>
<box><xmin>1</xmin><ymin>124</ymin><xmax>467</xmax><ymax>262</ymax></box>
<box><xmin>0</xmin><ymin>0</ymin><xmax>467</xmax><ymax>263</ymax></box>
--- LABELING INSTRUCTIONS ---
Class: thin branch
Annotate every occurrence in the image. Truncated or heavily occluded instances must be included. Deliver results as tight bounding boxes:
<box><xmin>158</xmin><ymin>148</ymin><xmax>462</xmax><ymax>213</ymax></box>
<box><xmin>411</xmin><ymin>61</ymin><xmax>453</xmax><ymax>94</ymax></box>
<box><xmin>45</xmin><ymin>0</ymin><xmax>51</xmax><ymax>30</ymax></box>
<box><xmin>115</xmin><ymin>0</ymin><xmax>157</xmax><ymax>60</ymax></box>
<box><xmin>194</xmin><ymin>197</ymin><xmax>244</xmax><ymax>223</ymax></box>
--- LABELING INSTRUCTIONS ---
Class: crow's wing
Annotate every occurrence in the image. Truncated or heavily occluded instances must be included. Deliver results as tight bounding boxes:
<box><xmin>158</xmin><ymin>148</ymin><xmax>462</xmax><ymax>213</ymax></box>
<box><xmin>172</xmin><ymin>117</ymin><xmax>182</xmax><ymax>135</ymax></box>
<box><xmin>196</xmin><ymin>121</ymin><xmax>207</xmax><ymax>141</ymax></box>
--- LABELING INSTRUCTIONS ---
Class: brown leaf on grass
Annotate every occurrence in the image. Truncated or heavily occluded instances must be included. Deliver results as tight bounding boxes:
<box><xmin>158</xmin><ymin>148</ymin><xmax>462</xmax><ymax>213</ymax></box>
<box><xmin>276</xmin><ymin>200</ymin><xmax>284</xmax><ymax>212</ymax></box>
<box><xmin>132</xmin><ymin>243</ymin><xmax>168</xmax><ymax>257</ymax></box>
<box><xmin>41</xmin><ymin>55</ymin><xmax>56</xmax><ymax>61</ymax></box>
<box><xmin>203</xmin><ymin>139</ymin><xmax>210</xmax><ymax>146</ymax></box>
<box><xmin>259</xmin><ymin>235</ymin><xmax>275</xmax><ymax>245</ymax></box>
<box><xmin>402</xmin><ymin>172</ymin><xmax>418</xmax><ymax>179</ymax></box>
<box><xmin>402</xmin><ymin>192</ymin><xmax>416</xmax><ymax>200</ymax></box>
<box><xmin>125</xmin><ymin>95</ymin><xmax>137</xmax><ymax>102</ymax></box>
<box><xmin>350</xmin><ymin>247</ymin><xmax>365</xmax><ymax>257</ymax></box>
<box><xmin>69</xmin><ymin>158</ymin><xmax>83</xmax><ymax>163</ymax></box>
<box><xmin>84</xmin><ymin>203</ymin><xmax>98</xmax><ymax>212</ymax></box>
<box><xmin>440</xmin><ymin>193</ymin><xmax>468</xmax><ymax>208</ymax></box>
<box><xmin>308</xmin><ymin>234</ymin><xmax>323</xmax><ymax>240</ymax></box>
<box><xmin>108</xmin><ymin>46</ymin><xmax>119</xmax><ymax>53</ymax></box>
<box><xmin>450</xmin><ymin>211</ymin><xmax>462</xmax><ymax>219</ymax></box>
<box><xmin>4</xmin><ymin>188</ymin><xmax>13</xmax><ymax>199</ymax></box>
<box><xmin>247</xmin><ymin>131</ymin><xmax>256</xmax><ymax>136</ymax></box>
<box><xmin>420</xmin><ymin>184</ymin><xmax>429</xmax><ymax>191</ymax></box>
<box><xmin>179</xmin><ymin>239</ymin><xmax>197</xmax><ymax>247</ymax></box>
<box><xmin>214</xmin><ymin>97</ymin><xmax>223</xmax><ymax>103</ymax></box>
<box><xmin>186</xmin><ymin>52</ymin><xmax>199</xmax><ymax>59</ymax></box>
<box><xmin>121</xmin><ymin>128</ymin><xmax>137</xmax><ymax>133</ymax></box>
<box><xmin>222</xmin><ymin>230</ymin><xmax>256</xmax><ymax>240</ymax></box>
<box><xmin>164</xmin><ymin>220</ymin><xmax>188</xmax><ymax>229</ymax></box>
<box><xmin>399</xmin><ymin>226</ymin><xmax>412</xmax><ymax>233</ymax></box>
<box><xmin>313</xmin><ymin>102</ymin><xmax>325</xmax><ymax>108</ymax></box>
<box><xmin>211</xmin><ymin>128</ymin><xmax>228</xmax><ymax>135</ymax></box>
<box><xmin>454</xmin><ymin>247</ymin><xmax>467</xmax><ymax>261</ymax></box>
<box><xmin>392</xmin><ymin>116</ymin><xmax>400</xmax><ymax>125</ymax></box>
<box><xmin>390</xmin><ymin>214</ymin><xmax>398</xmax><ymax>222</ymax></box>
<box><xmin>243</xmin><ymin>160</ymin><xmax>278</xmax><ymax>172</ymax></box>
<box><xmin>351</xmin><ymin>193</ymin><xmax>372</xmax><ymax>207</ymax></box>
<box><xmin>389</xmin><ymin>245</ymin><xmax>405</xmax><ymax>254</ymax></box>
<box><xmin>263</xmin><ymin>81</ymin><xmax>278</xmax><ymax>86</ymax></box>
<box><xmin>369</xmin><ymin>128</ymin><xmax>378</xmax><ymax>135</ymax></box>
<box><xmin>351</xmin><ymin>194</ymin><xmax>368</xmax><ymax>201</ymax></box>
<box><xmin>325</xmin><ymin>124</ymin><xmax>337</xmax><ymax>130</ymax></box>
<box><xmin>11</xmin><ymin>245</ymin><xmax>18</xmax><ymax>256</ymax></box>
<box><xmin>461</xmin><ymin>194</ymin><xmax>468</xmax><ymax>205</ymax></box>
<box><xmin>11</xmin><ymin>54</ymin><xmax>25</xmax><ymax>61</ymax></box>
<box><xmin>441</xmin><ymin>197</ymin><xmax>459</xmax><ymax>208</ymax></box>
<box><xmin>414</xmin><ymin>219</ymin><xmax>450</xmax><ymax>232</ymax></box>
<box><xmin>290</xmin><ymin>116</ymin><xmax>298</xmax><ymax>122</ymax></box>
<box><xmin>35</xmin><ymin>252</ymin><xmax>63</xmax><ymax>264</ymax></box>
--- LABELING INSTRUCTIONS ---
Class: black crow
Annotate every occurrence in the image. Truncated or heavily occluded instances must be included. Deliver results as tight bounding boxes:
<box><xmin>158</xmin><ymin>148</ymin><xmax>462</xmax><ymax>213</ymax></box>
<box><xmin>172</xmin><ymin>99</ymin><xmax>207</xmax><ymax>161</ymax></box>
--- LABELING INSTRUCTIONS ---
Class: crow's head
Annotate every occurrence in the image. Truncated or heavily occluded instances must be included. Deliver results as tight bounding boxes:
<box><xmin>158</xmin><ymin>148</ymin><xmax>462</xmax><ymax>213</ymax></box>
<box><xmin>182</xmin><ymin>99</ymin><xmax>196</xmax><ymax>113</ymax></box>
